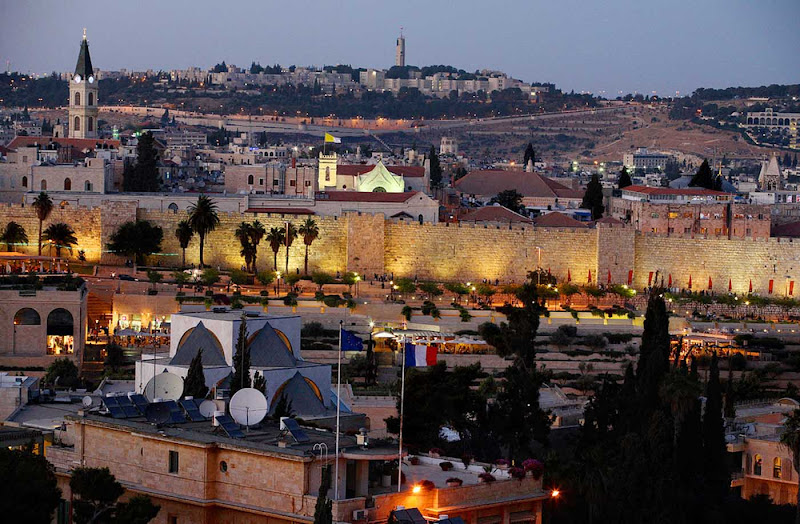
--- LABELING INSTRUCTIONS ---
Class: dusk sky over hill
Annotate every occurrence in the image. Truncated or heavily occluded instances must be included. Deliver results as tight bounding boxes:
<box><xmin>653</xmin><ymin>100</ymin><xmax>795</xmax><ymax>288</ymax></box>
<box><xmin>1</xmin><ymin>0</ymin><xmax>797</xmax><ymax>96</ymax></box>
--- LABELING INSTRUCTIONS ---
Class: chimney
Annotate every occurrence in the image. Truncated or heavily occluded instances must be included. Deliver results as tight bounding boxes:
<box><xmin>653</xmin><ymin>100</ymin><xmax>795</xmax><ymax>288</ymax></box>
<box><xmin>292</xmin><ymin>157</ymin><xmax>296</xmax><ymax>169</ymax></box>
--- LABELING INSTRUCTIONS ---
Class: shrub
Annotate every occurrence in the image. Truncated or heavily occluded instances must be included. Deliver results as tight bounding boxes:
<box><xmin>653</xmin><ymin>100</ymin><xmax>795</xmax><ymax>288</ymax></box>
<box><xmin>461</xmin><ymin>454</ymin><xmax>473</xmax><ymax>468</ymax></box>
<box><xmin>446</xmin><ymin>477</ymin><xmax>463</xmax><ymax>486</ymax></box>
<box><xmin>302</xmin><ymin>321</ymin><xmax>326</xmax><ymax>337</ymax></box>
<box><xmin>604</xmin><ymin>332</ymin><xmax>634</xmax><ymax>344</ymax></box>
<box><xmin>509</xmin><ymin>467</ymin><xmax>526</xmax><ymax>480</ymax></box>
<box><xmin>459</xmin><ymin>309</ymin><xmax>472</xmax><ymax>322</ymax></box>
<box><xmin>523</xmin><ymin>459</ymin><xmax>544</xmax><ymax>479</ymax></box>
<box><xmin>478</xmin><ymin>473</ymin><xmax>496</xmax><ymax>482</ymax></box>
<box><xmin>731</xmin><ymin>352</ymin><xmax>747</xmax><ymax>371</ymax></box>
<box><xmin>401</xmin><ymin>305</ymin><xmax>413</xmax><ymax>321</ymax></box>
<box><xmin>439</xmin><ymin>461</ymin><xmax>454</xmax><ymax>471</ymax></box>
<box><xmin>429</xmin><ymin>447</ymin><xmax>444</xmax><ymax>456</ymax></box>
<box><xmin>257</xmin><ymin>270</ymin><xmax>276</xmax><ymax>286</ymax></box>
<box><xmin>495</xmin><ymin>458</ymin><xmax>510</xmax><ymax>466</ymax></box>
<box><xmin>419</xmin><ymin>479</ymin><xmax>435</xmax><ymax>491</ymax></box>
<box><xmin>323</xmin><ymin>295</ymin><xmax>343</xmax><ymax>308</ymax></box>
<box><xmin>582</xmin><ymin>334</ymin><xmax>607</xmax><ymax>350</ymax></box>
<box><xmin>314</xmin><ymin>291</ymin><xmax>325</xmax><ymax>302</ymax></box>
<box><xmin>283</xmin><ymin>295</ymin><xmax>298</xmax><ymax>306</ymax></box>
<box><xmin>229</xmin><ymin>269</ymin><xmax>249</xmax><ymax>285</ymax></box>
<box><xmin>409</xmin><ymin>456</ymin><xmax>420</xmax><ymax>465</ymax></box>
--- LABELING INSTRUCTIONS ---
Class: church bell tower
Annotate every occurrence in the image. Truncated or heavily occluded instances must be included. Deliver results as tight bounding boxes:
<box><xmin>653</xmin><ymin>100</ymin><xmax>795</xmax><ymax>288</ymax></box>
<box><xmin>69</xmin><ymin>29</ymin><xmax>99</xmax><ymax>139</ymax></box>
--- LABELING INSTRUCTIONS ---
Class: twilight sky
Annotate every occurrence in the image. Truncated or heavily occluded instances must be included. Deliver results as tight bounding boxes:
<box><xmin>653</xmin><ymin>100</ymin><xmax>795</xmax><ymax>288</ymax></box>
<box><xmin>1</xmin><ymin>0</ymin><xmax>797</xmax><ymax>97</ymax></box>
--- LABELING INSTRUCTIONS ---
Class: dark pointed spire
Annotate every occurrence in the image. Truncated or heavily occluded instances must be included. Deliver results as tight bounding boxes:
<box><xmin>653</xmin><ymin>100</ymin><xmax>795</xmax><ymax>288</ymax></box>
<box><xmin>74</xmin><ymin>30</ymin><xmax>94</xmax><ymax>79</ymax></box>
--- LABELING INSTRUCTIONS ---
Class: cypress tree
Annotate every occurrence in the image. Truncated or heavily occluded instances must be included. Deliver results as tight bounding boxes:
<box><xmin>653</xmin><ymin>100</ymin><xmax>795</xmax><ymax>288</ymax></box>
<box><xmin>253</xmin><ymin>371</ymin><xmax>266</xmax><ymax>394</ymax></box>
<box><xmin>133</xmin><ymin>132</ymin><xmax>160</xmax><ymax>192</ymax></box>
<box><xmin>689</xmin><ymin>159</ymin><xmax>721</xmax><ymax>190</ymax></box>
<box><xmin>523</xmin><ymin>142</ymin><xmax>536</xmax><ymax>167</ymax></box>
<box><xmin>581</xmin><ymin>173</ymin><xmax>605</xmax><ymax>220</ymax></box>
<box><xmin>184</xmin><ymin>349</ymin><xmax>208</xmax><ymax>399</ymax></box>
<box><xmin>636</xmin><ymin>293</ymin><xmax>671</xmax><ymax>419</ymax></box>
<box><xmin>428</xmin><ymin>146</ymin><xmax>442</xmax><ymax>188</ymax></box>
<box><xmin>618</xmin><ymin>167</ymin><xmax>632</xmax><ymax>189</ymax></box>
<box><xmin>313</xmin><ymin>466</ymin><xmax>333</xmax><ymax>524</ymax></box>
<box><xmin>703</xmin><ymin>352</ymin><xmax>729</xmax><ymax>502</ymax></box>
<box><xmin>231</xmin><ymin>315</ymin><xmax>251</xmax><ymax>396</ymax></box>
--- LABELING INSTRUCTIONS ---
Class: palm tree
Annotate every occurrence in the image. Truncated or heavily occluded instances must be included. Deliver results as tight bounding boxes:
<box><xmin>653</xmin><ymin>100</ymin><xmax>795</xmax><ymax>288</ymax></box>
<box><xmin>32</xmin><ymin>192</ymin><xmax>53</xmax><ymax>255</ymax></box>
<box><xmin>249</xmin><ymin>220</ymin><xmax>266</xmax><ymax>272</ymax></box>
<box><xmin>42</xmin><ymin>223</ymin><xmax>77</xmax><ymax>257</ymax></box>
<box><xmin>780</xmin><ymin>409</ymin><xmax>800</xmax><ymax>523</ymax></box>
<box><xmin>266</xmin><ymin>227</ymin><xmax>285</xmax><ymax>271</ymax></box>
<box><xmin>298</xmin><ymin>218</ymin><xmax>319</xmax><ymax>275</ymax></box>
<box><xmin>284</xmin><ymin>222</ymin><xmax>298</xmax><ymax>274</ymax></box>
<box><xmin>174</xmin><ymin>220</ymin><xmax>194</xmax><ymax>268</ymax></box>
<box><xmin>1</xmin><ymin>221</ymin><xmax>28</xmax><ymax>252</ymax></box>
<box><xmin>187</xmin><ymin>195</ymin><xmax>220</xmax><ymax>268</ymax></box>
<box><xmin>235</xmin><ymin>222</ymin><xmax>254</xmax><ymax>272</ymax></box>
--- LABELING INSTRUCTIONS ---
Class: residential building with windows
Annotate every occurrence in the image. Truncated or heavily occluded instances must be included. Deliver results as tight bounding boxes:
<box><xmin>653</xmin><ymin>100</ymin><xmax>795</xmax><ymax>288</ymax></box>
<box><xmin>622</xmin><ymin>148</ymin><xmax>672</xmax><ymax>172</ymax></box>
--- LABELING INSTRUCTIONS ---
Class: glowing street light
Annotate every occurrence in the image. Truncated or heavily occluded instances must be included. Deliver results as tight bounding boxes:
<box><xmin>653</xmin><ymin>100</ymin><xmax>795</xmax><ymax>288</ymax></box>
<box><xmin>412</xmin><ymin>484</ymin><xmax>421</xmax><ymax>494</ymax></box>
<box><xmin>551</xmin><ymin>489</ymin><xmax>560</xmax><ymax>498</ymax></box>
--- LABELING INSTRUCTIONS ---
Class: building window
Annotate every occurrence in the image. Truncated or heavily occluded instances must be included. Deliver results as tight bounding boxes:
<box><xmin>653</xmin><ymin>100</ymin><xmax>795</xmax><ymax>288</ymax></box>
<box><xmin>774</xmin><ymin>457</ymin><xmax>782</xmax><ymax>479</ymax></box>
<box><xmin>684</xmin><ymin>227</ymin><xmax>691</xmax><ymax>234</ymax></box>
<box><xmin>74</xmin><ymin>116</ymin><xmax>80</xmax><ymax>132</ymax></box>
<box><xmin>168</xmin><ymin>516</ymin><xmax>177</xmax><ymax>524</ymax></box>
<box><xmin>88</xmin><ymin>92</ymin><xmax>94</xmax><ymax>106</ymax></box>
<box><xmin>305</xmin><ymin>181</ymin><xmax>311</xmax><ymax>187</ymax></box>
<box><xmin>21</xmin><ymin>176</ymin><xmax>27</xmax><ymax>188</ymax></box>
<box><xmin>290</xmin><ymin>180</ymin><xmax>296</xmax><ymax>187</ymax></box>
<box><xmin>248</xmin><ymin>175</ymin><xmax>254</xmax><ymax>184</ymax></box>
<box><xmin>85</xmin><ymin>181</ymin><xmax>93</xmax><ymax>192</ymax></box>
<box><xmin>714</xmin><ymin>228</ymin><xmax>722</xmax><ymax>236</ymax></box>
<box><xmin>74</xmin><ymin>92</ymin><xmax>80</xmax><ymax>106</ymax></box>
<box><xmin>169</xmin><ymin>450</ymin><xmax>179</xmax><ymax>473</ymax></box>
<box><xmin>41</xmin><ymin>180</ymin><xmax>47</xmax><ymax>191</ymax></box>
<box><xmin>47</xmin><ymin>308</ymin><xmax>74</xmax><ymax>355</ymax></box>
<box><xmin>14</xmin><ymin>308</ymin><xmax>41</xmax><ymax>325</ymax></box>
<box><xmin>259</xmin><ymin>178</ymin><xmax>264</xmax><ymax>185</ymax></box>
<box><xmin>668</xmin><ymin>227</ymin><xmax>674</xmax><ymax>233</ymax></box>
<box><xmin>88</xmin><ymin>117</ymin><xmax>94</xmax><ymax>132</ymax></box>
<box><xmin>668</xmin><ymin>212</ymin><xmax>678</xmax><ymax>219</ymax></box>
<box><xmin>220</xmin><ymin>461</ymin><xmax>228</xmax><ymax>472</ymax></box>
<box><xmin>64</xmin><ymin>178</ymin><xmax>71</xmax><ymax>191</ymax></box>
<box><xmin>746</xmin><ymin>228</ymin><xmax>752</xmax><ymax>236</ymax></box>
<box><xmin>651</xmin><ymin>213</ymin><xmax>659</xmax><ymax>218</ymax></box>
<box><xmin>325</xmin><ymin>166</ymin><xmax>330</xmax><ymax>181</ymax></box>
<box><xmin>754</xmin><ymin>454</ymin><xmax>762</xmax><ymax>476</ymax></box>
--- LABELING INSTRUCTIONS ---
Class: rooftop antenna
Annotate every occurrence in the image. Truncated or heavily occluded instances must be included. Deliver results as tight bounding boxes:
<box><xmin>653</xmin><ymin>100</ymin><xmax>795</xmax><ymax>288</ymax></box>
<box><xmin>198</xmin><ymin>399</ymin><xmax>217</xmax><ymax>418</ymax></box>
<box><xmin>144</xmin><ymin>402</ymin><xmax>171</xmax><ymax>426</ymax></box>
<box><xmin>229</xmin><ymin>388</ymin><xmax>268</xmax><ymax>432</ymax></box>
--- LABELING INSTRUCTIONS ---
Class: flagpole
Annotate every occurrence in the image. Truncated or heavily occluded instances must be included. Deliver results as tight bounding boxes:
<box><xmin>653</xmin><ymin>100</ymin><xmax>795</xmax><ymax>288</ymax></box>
<box><xmin>334</xmin><ymin>319</ymin><xmax>343</xmax><ymax>501</ymax></box>
<box><xmin>397</xmin><ymin>337</ymin><xmax>406</xmax><ymax>493</ymax></box>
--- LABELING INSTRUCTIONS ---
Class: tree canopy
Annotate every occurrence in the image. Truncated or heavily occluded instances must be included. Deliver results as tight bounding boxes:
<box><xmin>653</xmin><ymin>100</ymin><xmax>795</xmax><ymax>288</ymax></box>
<box><xmin>581</xmin><ymin>173</ymin><xmax>605</xmax><ymax>220</ymax></box>
<box><xmin>0</xmin><ymin>448</ymin><xmax>61</xmax><ymax>523</ymax></box>
<box><xmin>107</xmin><ymin>220</ymin><xmax>164</xmax><ymax>268</ymax></box>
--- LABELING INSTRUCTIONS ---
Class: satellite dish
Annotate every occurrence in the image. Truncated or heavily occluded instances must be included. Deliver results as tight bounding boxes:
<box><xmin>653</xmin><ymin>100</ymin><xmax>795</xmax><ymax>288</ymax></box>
<box><xmin>145</xmin><ymin>402</ymin><xmax>171</xmax><ymax>425</ymax></box>
<box><xmin>82</xmin><ymin>396</ymin><xmax>94</xmax><ymax>407</ymax></box>
<box><xmin>143</xmin><ymin>372</ymin><xmax>184</xmax><ymax>402</ymax></box>
<box><xmin>229</xmin><ymin>388</ymin><xmax>268</xmax><ymax>427</ymax></box>
<box><xmin>199</xmin><ymin>400</ymin><xmax>217</xmax><ymax>418</ymax></box>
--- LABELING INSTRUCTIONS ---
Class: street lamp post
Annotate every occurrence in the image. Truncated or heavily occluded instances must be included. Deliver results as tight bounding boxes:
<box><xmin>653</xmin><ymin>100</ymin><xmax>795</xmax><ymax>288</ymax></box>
<box><xmin>276</xmin><ymin>271</ymin><xmax>282</xmax><ymax>296</ymax></box>
<box><xmin>535</xmin><ymin>246</ymin><xmax>543</xmax><ymax>285</ymax></box>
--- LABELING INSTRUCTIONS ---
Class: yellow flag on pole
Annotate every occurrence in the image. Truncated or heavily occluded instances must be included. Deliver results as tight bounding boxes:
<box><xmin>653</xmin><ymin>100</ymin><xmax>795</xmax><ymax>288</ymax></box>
<box><xmin>324</xmin><ymin>133</ymin><xmax>342</xmax><ymax>144</ymax></box>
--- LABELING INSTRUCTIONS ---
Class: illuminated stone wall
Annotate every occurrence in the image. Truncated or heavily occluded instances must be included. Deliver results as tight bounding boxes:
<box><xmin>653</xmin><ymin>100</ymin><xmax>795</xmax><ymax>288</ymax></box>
<box><xmin>383</xmin><ymin>220</ymin><xmax>599</xmax><ymax>282</ymax></box>
<box><xmin>137</xmin><ymin>209</ymin><xmax>348</xmax><ymax>274</ymax></box>
<box><xmin>634</xmin><ymin>234</ymin><xmax>800</xmax><ymax>295</ymax></box>
<box><xmin>4</xmin><ymin>200</ymin><xmax>800</xmax><ymax>295</ymax></box>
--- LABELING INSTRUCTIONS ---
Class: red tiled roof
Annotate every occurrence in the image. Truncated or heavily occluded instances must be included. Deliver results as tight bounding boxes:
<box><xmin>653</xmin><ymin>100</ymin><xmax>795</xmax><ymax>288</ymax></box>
<box><xmin>453</xmin><ymin>170</ymin><xmax>583</xmax><ymax>199</ymax></box>
<box><xmin>316</xmin><ymin>191</ymin><xmax>421</xmax><ymax>203</ymax></box>
<box><xmin>593</xmin><ymin>216</ymin><xmax>624</xmax><ymax>225</ymax></box>
<box><xmin>533</xmin><ymin>212</ymin><xmax>589</xmax><ymax>228</ymax></box>
<box><xmin>622</xmin><ymin>185</ymin><xmax>728</xmax><ymax>197</ymax></box>
<box><xmin>6</xmin><ymin>136</ymin><xmax>121</xmax><ymax>151</ymax></box>
<box><xmin>460</xmin><ymin>205</ymin><xmax>533</xmax><ymax>223</ymax></box>
<box><xmin>245</xmin><ymin>208</ymin><xmax>315</xmax><ymax>215</ymax></box>
<box><xmin>337</xmin><ymin>164</ymin><xmax>425</xmax><ymax>177</ymax></box>
<box><xmin>0</xmin><ymin>145</ymin><xmax>10</xmax><ymax>156</ymax></box>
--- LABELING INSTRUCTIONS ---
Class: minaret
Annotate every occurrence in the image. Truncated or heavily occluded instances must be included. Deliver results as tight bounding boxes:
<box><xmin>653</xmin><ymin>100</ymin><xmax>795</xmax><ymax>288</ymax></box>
<box><xmin>395</xmin><ymin>29</ymin><xmax>406</xmax><ymax>67</ymax></box>
<box><xmin>69</xmin><ymin>29</ymin><xmax>99</xmax><ymax>139</ymax></box>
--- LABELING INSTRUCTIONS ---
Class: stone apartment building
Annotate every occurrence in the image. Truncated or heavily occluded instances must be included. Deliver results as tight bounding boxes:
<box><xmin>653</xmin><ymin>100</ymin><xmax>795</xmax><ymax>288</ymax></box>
<box><xmin>46</xmin><ymin>412</ymin><xmax>547</xmax><ymax>523</ymax></box>
<box><xmin>0</xmin><ymin>275</ymin><xmax>87</xmax><ymax>368</ymax></box>
<box><xmin>224</xmin><ymin>163</ymin><xmax>316</xmax><ymax>197</ymax></box>
<box><xmin>727</xmin><ymin>399</ymin><xmax>799</xmax><ymax>506</ymax></box>
<box><xmin>609</xmin><ymin>185</ymin><xmax>772</xmax><ymax>239</ymax></box>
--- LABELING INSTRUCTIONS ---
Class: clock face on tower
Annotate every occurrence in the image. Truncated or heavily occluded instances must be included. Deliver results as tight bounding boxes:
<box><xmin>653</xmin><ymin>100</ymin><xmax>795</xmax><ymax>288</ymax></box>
<box><xmin>88</xmin><ymin>76</ymin><xmax>94</xmax><ymax>83</ymax></box>
<box><xmin>74</xmin><ymin>74</ymin><xmax>82</xmax><ymax>83</ymax></box>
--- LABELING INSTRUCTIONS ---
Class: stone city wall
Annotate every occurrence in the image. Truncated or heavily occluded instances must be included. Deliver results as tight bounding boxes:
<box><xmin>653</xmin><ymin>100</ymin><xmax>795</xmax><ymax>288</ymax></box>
<box><xmin>5</xmin><ymin>201</ymin><xmax>800</xmax><ymax>294</ymax></box>
<box><xmin>383</xmin><ymin>219</ymin><xmax>599</xmax><ymax>282</ymax></box>
<box><xmin>634</xmin><ymin>234</ymin><xmax>800</xmax><ymax>295</ymax></box>
<box><xmin>137</xmin><ymin>209</ymin><xmax>349</xmax><ymax>274</ymax></box>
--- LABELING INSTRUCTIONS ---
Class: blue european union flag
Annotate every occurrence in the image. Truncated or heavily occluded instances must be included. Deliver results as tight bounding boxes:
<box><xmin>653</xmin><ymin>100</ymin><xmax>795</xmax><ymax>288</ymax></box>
<box><xmin>341</xmin><ymin>329</ymin><xmax>364</xmax><ymax>351</ymax></box>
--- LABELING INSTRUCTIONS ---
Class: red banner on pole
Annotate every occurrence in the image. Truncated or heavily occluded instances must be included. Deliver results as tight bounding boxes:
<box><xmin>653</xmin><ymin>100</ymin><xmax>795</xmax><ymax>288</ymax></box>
<box><xmin>708</xmin><ymin>277</ymin><xmax>713</xmax><ymax>290</ymax></box>
<box><xmin>567</xmin><ymin>269</ymin><xmax>571</xmax><ymax>282</ymax></box>
<box><xmin>688</xmin><ymin>275</ymin><xmax>692</xmax><ymax>289</ymax></box>
<box><xmin>749</xmin><ymin>279</ymin><xmax>753</xmax><ymax>293</ymax></box>
<box><xmin>728</xmin><ymin>279</ymin><xmax>732</xmax><ymax>292</ymax></box>
<box><xmin>607</xmin><ymin>269</ymin><xmax>612</xmax><ymax>285</ymax></box>
<box><xmin>648</xmin><ymin>272</ymin><xmax>653</xmax><ymax>286</ymax></box>
<box><xmin>628</xmin><ymin>270</ymin><xmax>633</xmax><ymax>285</ymax></box>
<box><xmin>588</xmin><ymin>270</ymin><xmax>592</xmax><ymax>284</ymax></box>
<box><xmin>668</xmin><ymin>274</ymin><xmax>672</xmax><ymax>287</ymax></box>
<box><xmin>791</xmin><ymin>281</ymin><xmax>795</xmax><ymax>296</ymax></box>
<box><xmin>769</xmin><ymin>279</ymin><xmax>774</xmax><ymax>294</ymax></box>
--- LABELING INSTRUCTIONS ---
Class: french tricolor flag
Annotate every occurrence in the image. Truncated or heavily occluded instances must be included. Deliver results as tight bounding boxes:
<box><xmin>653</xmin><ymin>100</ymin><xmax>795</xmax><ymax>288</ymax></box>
<box><xmin>404</xmin><ymin>343</ymin><xmax>437</xmax><ymax>368</ymax></box>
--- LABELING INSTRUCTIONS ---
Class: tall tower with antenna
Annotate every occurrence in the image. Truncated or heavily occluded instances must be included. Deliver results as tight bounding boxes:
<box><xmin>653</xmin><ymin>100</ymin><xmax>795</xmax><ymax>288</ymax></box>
<box><xmin>395</xmin><ymin>28</ymin><xmax>406</xmax><ymax>67</ymax></box>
